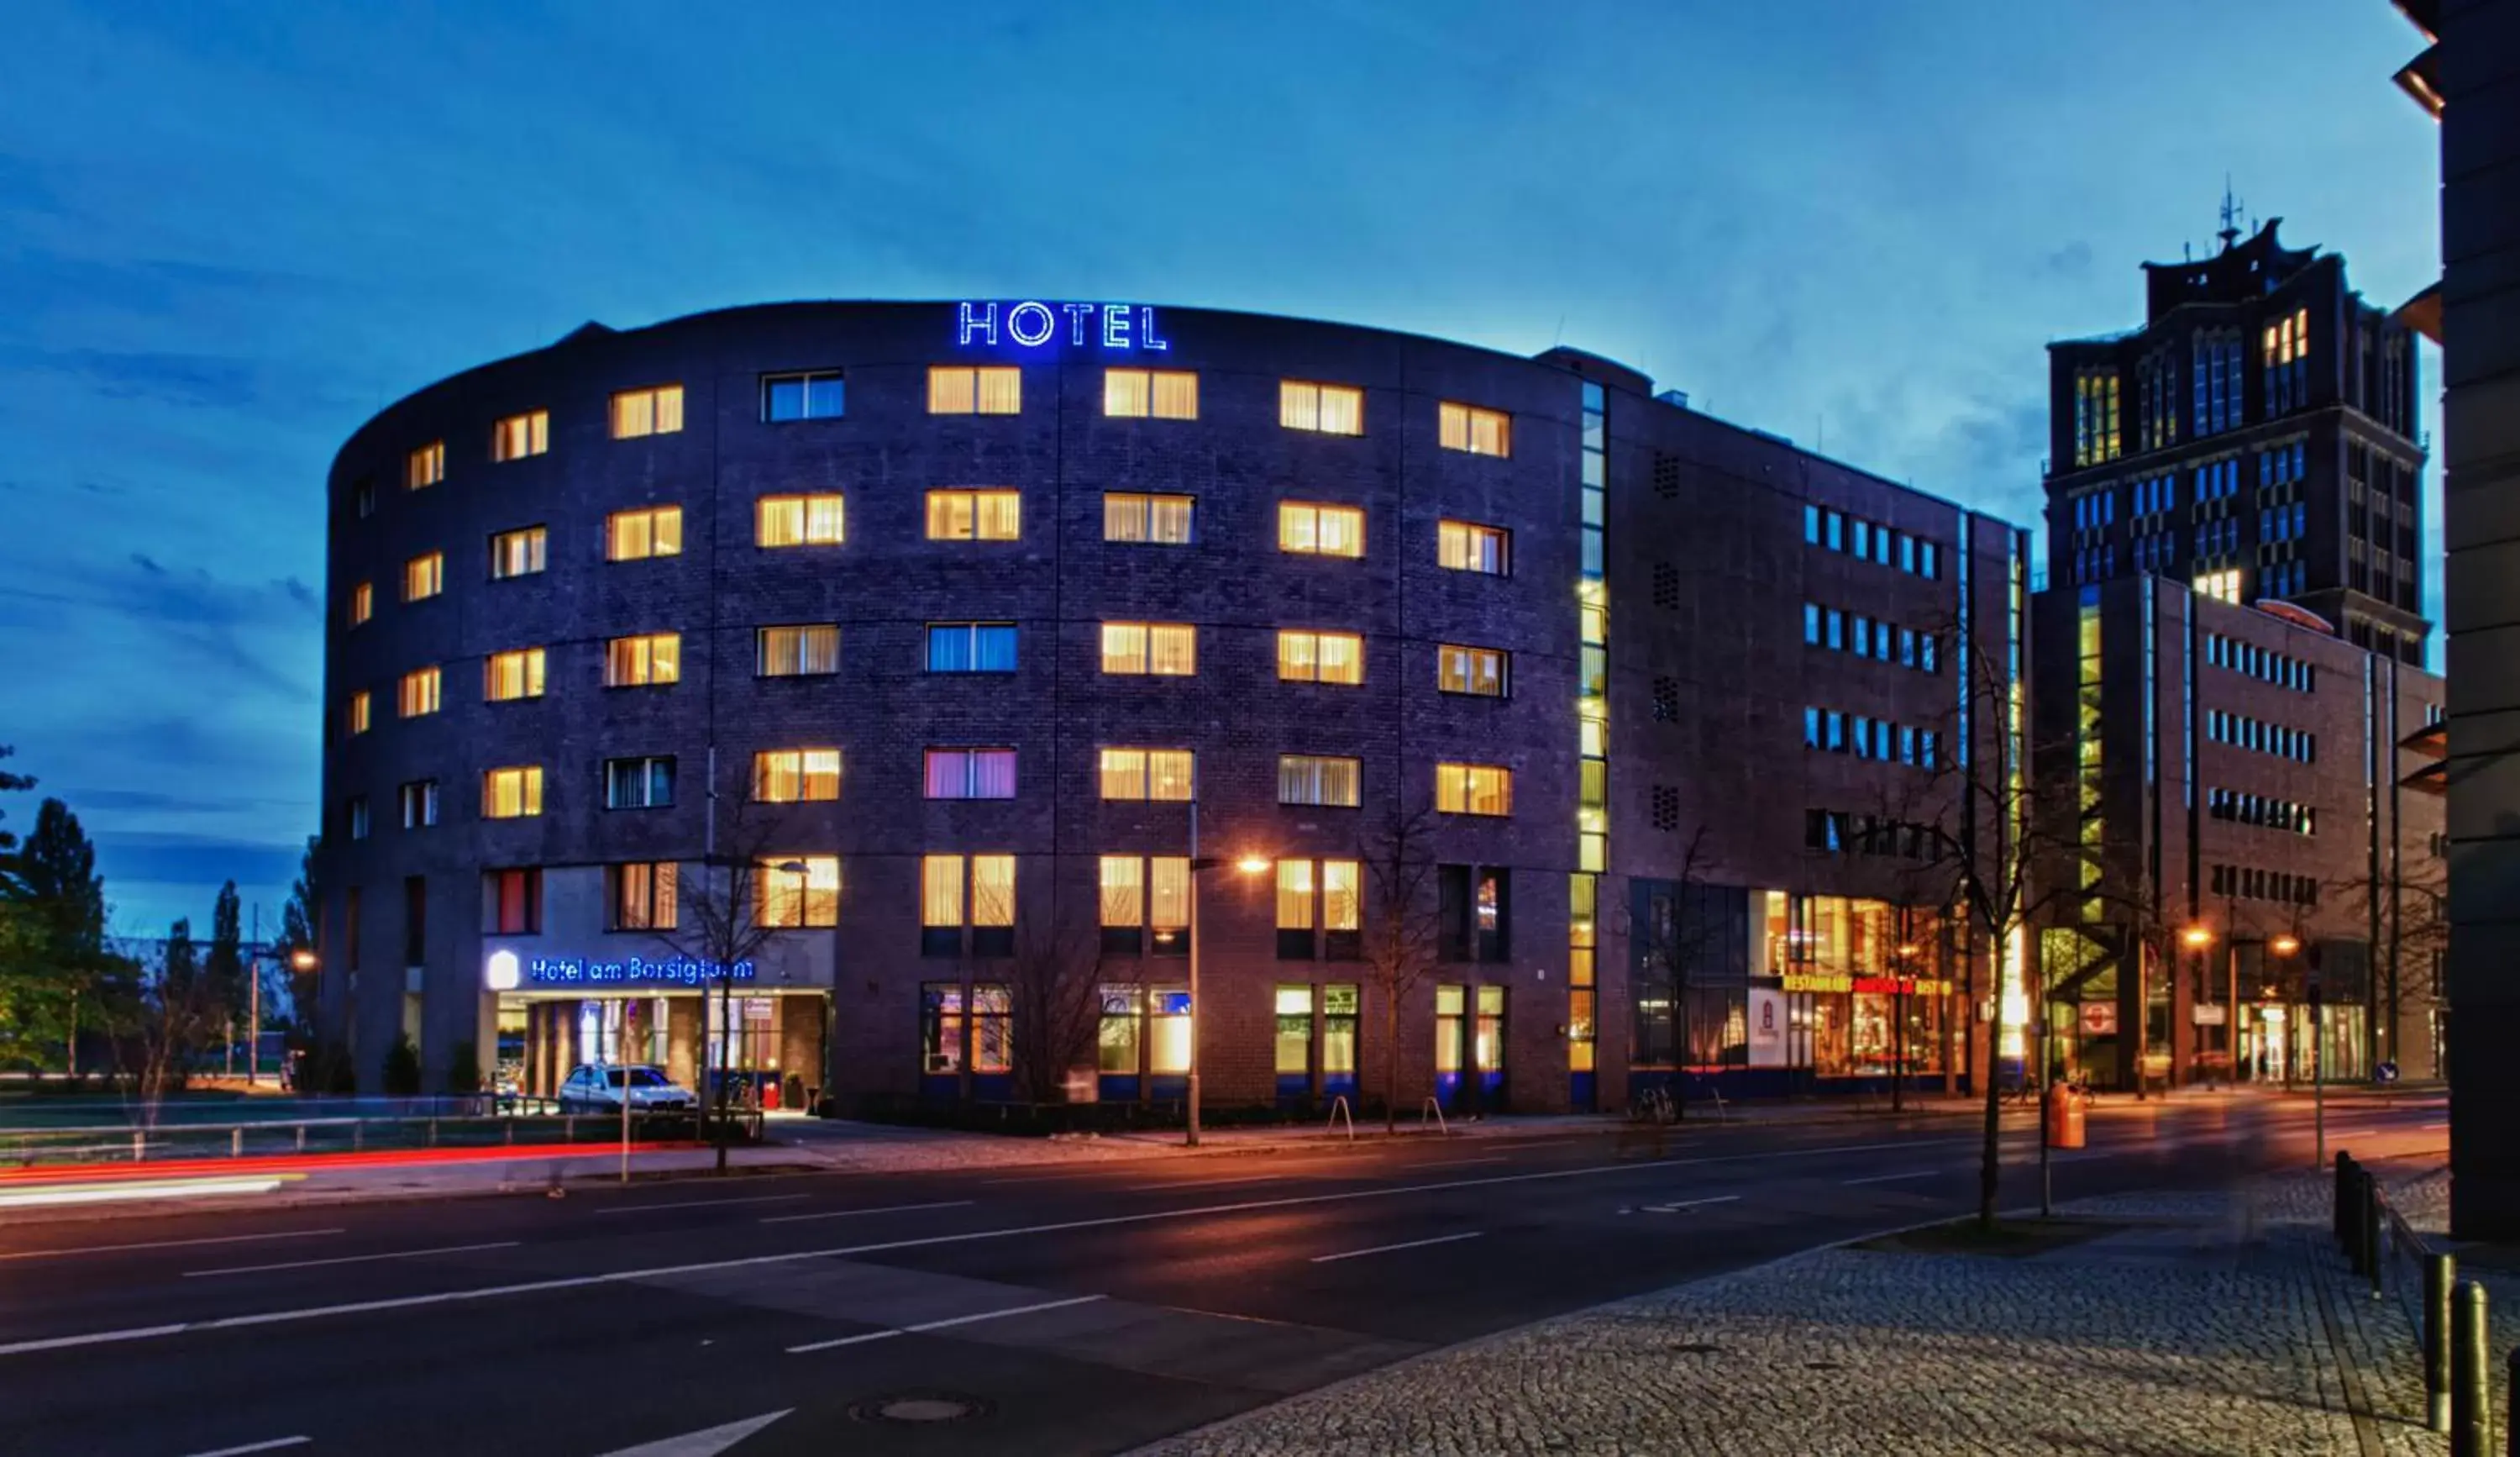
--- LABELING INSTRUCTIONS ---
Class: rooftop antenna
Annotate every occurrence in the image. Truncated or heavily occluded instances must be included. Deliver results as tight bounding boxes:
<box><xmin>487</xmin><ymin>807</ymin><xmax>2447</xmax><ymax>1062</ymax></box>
<box><xmin>2218</xmin><ymin>177</ymin><xmax>2242</xmax><ymax>253</ymax></box>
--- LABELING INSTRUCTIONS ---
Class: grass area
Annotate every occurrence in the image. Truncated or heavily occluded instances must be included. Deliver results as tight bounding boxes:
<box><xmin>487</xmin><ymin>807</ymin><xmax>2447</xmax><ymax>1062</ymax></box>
<box><xmin>1854</xmin><ymin>1217</ymin><xmax>2129</xmax><ymax>1259</ymax></box>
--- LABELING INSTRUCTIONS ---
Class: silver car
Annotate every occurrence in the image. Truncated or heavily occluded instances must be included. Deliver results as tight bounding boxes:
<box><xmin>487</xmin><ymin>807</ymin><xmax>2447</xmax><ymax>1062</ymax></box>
<box><xmin>555</xmin><ymin>1064</ymin><xmax>697</xmax><ymax>1116</ymax></box>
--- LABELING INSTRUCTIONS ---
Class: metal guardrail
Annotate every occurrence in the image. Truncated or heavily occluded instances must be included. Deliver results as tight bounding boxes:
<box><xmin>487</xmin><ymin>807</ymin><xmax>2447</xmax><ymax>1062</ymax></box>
<box><xmin>2334</xmin><ymin>1151</ymin><xmax>2491</xmax><ymax>1447</ymax></box>
<box><xmin>0</xmin><ymin>1101</ymin><xmax>720</xmax><ymax>1170</ymax></box>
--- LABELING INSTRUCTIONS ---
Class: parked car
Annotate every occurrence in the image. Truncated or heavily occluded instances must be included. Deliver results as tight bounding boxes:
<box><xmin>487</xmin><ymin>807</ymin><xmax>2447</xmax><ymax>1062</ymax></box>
<box><xmin>555</xmin><ymin>1064</ymin><xmax>697</xmax><ymax>1117</ymax></box>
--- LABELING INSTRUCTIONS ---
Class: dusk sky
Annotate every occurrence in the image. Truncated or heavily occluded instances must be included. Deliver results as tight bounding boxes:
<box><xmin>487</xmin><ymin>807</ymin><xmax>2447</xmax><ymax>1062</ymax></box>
<box><xmin>0</xmin><ymin>1</ymin><xmax>2443</xmax><ymax>938</ymax></box>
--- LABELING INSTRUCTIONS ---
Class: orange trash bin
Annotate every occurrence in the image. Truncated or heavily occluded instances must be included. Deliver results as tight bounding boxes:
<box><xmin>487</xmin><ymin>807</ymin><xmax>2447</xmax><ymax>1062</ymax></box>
<box><xmin>2045</xmin><ymin>1082</ymin><xmax>2087</xmax><ymax>1149</ymax></box>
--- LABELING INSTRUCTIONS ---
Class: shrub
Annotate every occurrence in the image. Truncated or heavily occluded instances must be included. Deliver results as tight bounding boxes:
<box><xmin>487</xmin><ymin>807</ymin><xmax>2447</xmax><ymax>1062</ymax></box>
<box><xmin>381</xmin><ymin>1034</ymin><xmax>422</xmax><ymax>1097</ymax></box>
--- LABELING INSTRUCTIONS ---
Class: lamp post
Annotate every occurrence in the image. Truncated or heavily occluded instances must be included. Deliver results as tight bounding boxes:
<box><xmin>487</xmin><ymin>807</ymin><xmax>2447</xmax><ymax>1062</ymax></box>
<box><xmin>2181</xmin><ymin>925</ymin><xmax>2215</xmax><ymax>1088</ymax></box>
<box><xmin>1180</xmin><ymin>775</ymin><xmax>1269</xmax><ymax>1149</ymax></box>
<box><xmin>1892</xmin><ymin>940</ymin><xmax>1919</xmax><ymax>1115</ymax></box>
<box><xmin>2271</xmin><ymin>932</ymin><xmax>2308</xmax><ymax>1164</ymax></box>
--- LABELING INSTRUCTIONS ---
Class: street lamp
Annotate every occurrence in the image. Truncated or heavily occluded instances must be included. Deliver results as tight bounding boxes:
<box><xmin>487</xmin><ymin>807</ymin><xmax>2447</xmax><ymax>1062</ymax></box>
<box><xmin>1182</xmin><ymin>768</ymin><xmax>1268</xmax><ymax>1147</ymax></box>
<box><xmin>2181</xmin><ymin>926</ymin><xmax>2216</xmax><ymax>1088</ymax></box>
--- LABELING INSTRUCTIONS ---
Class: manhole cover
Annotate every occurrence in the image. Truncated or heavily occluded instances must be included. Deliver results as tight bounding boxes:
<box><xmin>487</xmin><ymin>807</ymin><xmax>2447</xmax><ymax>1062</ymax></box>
<box><xmin>850</xmin><ymin>1394</ymin><xmax>990</xmax><ymax>1425</ymax></box>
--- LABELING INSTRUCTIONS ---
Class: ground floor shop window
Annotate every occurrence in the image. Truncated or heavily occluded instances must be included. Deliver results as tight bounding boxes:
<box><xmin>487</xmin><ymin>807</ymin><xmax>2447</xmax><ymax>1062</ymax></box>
<box><xmin>921</xmin><ymin>983</ymin><xmax>1011</xmax><ymax>1075</ymax></box>
<box><xmin>1323</xmin><ymin>985</ymin><xmax>1358</xmax><ymax>1087</ymax></box>
<box><xmin>1275</xmin><ymin>986</ymin><xmax>1313</xmax><ymax>1077</ymax></box>
<box><xmin>711</xmin><ymin>996</ymin><xmax>780</xmax><ymax>1072</ymax></box>
<box><xmin>1099</xmin><ymin>986</ymin><xmax>1142</xmax><ymax>1074</ymax></box>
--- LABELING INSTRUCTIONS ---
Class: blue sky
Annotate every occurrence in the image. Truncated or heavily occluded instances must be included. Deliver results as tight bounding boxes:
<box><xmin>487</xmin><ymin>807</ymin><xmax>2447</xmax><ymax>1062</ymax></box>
<box><xmin>0</xmin><ymin>0</ymin><xmax>2444</xmax><ymax>936</ymax></box>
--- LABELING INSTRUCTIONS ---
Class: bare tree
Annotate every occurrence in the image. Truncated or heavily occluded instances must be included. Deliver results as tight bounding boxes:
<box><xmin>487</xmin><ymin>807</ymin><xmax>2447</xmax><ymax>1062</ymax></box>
<box><xmin>1004</xmin><ymin>907</ymin><xmax>1104</xmax><ymax>1106</ymax></box>
<box><xmin>1632</xmin><ymin>825</ymin><xmax>1722</xmax><ymax>1118</ymax></box>
<box><xmin>113</xmin><ymin>930</ymin><xmax>222</xmax><ymax>1126</ymax></box>
<box><xmin>651</xmin><ymin>811</ymin><xmax>792</xmax><ymax>1173</ymax></box>
<box><xmin>1359</xmin><ymin>802</ymin><xmax>1443</xmax><ymax>1134</ymax></box>
<box><xmin>1901</xmin><ymin>623</ymin><xmax>2078</xmax><ymax>1233</ymax></box>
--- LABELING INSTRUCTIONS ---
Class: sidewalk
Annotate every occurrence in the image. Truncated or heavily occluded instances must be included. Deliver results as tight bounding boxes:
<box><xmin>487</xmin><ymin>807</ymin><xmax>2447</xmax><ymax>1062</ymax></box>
<box><xmin>1131</xmin><ymin>1168</ymin><xmax>2449</xmax><ymax>1456</ymax></box>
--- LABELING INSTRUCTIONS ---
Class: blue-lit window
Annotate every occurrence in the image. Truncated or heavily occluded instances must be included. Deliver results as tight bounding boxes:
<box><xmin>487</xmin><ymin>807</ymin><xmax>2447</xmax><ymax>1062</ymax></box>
<box><xmin>1804</xmin><ymin>707</ymin><xmax>1822</xmax><ymax>747</ymax></box>
<box><xmin>926</xmin><ymin>623</ymin><xmax>1017</xmax><ymax>673</ymax></box>
<box><xmin>1851</xmin><ymin>519</ymin><xmax>1870</xmax><ymax>558</ymax></box>
<box><xmin>1803</xmin><ymin>603</ymin><xmax>1822</xmax><ymax>644</ymax></box>
<box><xmin>1826</xmin><ymin>610</ymin><xmax>1844</xmax><ymax>650</ymax></box>
<box><xmin>763</xmin><ymin>371</ymin><xmax>845</xmax><ymax>422</ymax></box>
<box><xmin>1804</xmin><ymin>503</ymin><xmax>1821</xmax><ymax>544</ymax></box>
<box><xmin>1825</xmin><ymin>512</ymin><xmax>1843</xmax><ymax>551</ymax></box>
<box><xmin>1920</xmin><ymin>541</ymin><xmax>1939</xmax><ymax>579</ymax></box>
<box><xmin>1899</xmin><ymin>535</ymin><xmax>1916</xmax><ymax>573</ymax></box>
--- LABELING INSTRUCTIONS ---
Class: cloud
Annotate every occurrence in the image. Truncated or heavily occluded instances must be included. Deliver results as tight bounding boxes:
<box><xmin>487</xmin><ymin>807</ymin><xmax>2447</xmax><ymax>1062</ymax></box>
<box><xmin>2045</xmin><ymin>241</ymin><xmax>2093</xmax><ymax>277</ymax></box>
<box><xmin>0</xmin><ymin>345</ymin><xmax>262</xmax><ymax>408</ymax></box>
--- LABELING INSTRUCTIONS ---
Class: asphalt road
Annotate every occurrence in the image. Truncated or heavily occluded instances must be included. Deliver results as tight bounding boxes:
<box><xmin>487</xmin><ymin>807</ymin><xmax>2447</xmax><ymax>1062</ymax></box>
<box><xmin>0</xmin><ymin>1093</ymin><xmax>2448</xmax><ymax>1457</ymax></box>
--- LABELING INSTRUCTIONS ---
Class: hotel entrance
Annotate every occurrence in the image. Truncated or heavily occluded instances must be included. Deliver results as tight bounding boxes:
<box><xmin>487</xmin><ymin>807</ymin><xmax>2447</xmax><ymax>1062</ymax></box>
<box><xmin>493</xmin><ymin>989</ymin><xmax>831</xmax><ymax>1112</ymax></box>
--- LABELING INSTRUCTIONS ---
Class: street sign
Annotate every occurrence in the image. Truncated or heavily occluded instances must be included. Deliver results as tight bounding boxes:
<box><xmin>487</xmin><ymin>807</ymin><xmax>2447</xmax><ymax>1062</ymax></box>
<box><xmin>2192</xmin><ymin>1005</ymin><xmax>2227</xmax><ymax>1027</ymax></box>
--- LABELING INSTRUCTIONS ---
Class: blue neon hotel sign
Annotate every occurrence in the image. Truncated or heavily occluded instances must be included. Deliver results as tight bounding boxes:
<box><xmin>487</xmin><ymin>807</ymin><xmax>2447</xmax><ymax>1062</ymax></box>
<box><xmin>958</xmin><ymin>301</ymin><xmax>1168</xmax><ymax>352</ymax></box>
<box><xmin>528</xmin><ymin>955</ymin><xmax>755</xmax><ymax>988</ymax></box>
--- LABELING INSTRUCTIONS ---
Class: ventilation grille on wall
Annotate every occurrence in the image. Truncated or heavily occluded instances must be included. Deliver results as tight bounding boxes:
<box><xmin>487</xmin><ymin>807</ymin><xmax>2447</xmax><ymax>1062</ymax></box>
<box><xmin>1653</xmin><ymin>453</ymin><xmax>1682</xmax><ymax>500</ymax></box>
<box><xmin>1651</xmin><ymin>785</ymin><xmax>1682</xmax><ymax>833</ymax></box>
<box><xmin>1652</xmin><ymin>562</ymin><xmax>1680</xmax><ymax>610</ymax></box>
<box><xmin>1651</xmin><ymin>676</ymin><xmax>1680</xmax><ymax>722</ymax></box>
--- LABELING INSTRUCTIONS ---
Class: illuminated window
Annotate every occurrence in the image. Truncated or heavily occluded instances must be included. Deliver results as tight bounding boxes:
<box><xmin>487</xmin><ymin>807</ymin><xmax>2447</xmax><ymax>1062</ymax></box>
<box><xmin>756</xmin><ymin>623</ymin><xmax>839</xmax><ymax>677</ymax></box>
<box><xmin>1436</xmin><ymin>763</ymin><xmax>1513</xmax><ymax>817</ymax></box>
<box><xmin>921</xmin><ymin>854</ymin><xmax>1016</xmax><ymax>956</ymax></box>
<box><xmin>397</xmin><ymin>666</ymin><xmax>441</xmax><ymax>718</ymax></box>
<box><xmin>606</xmin><ymin>861</ymin><xmax>678</xmax><ymax>931</ymax></box>
<box><xmin>924</xmin><ymin>747</ymin><xmax>1017</xmax><ymax>799</ymax></box>
<box><xmin>1437</xmin><ymin>644</ymin><xmax>1509</xmax><ymax>697</ymax></box>
<box><xmin>1278</xmin><ymin>755</ymin><xmax>1361</xmax><ymax>807</ymax></box>
<box><xmin>488</xmin><ymin>525</ymin><xmax>546</xmax><ymax>580</ymax></box>
<box><xmin>926</xmin><ymin>623</ymin><xmax>1017</xmax><ymax>673</ymax></box>
<box><xmin>610</xmin><ymin>385</ymin><xmax>684</xmax><ymax>439</ymax></box>
<box><xmin>757</xmin><ymin>855</ymin><xmax>839</xmax><ymax>928</ymax></box>
<box><xmin>1279</xmin><ymin>502</ymin><xmax>1365</xmax><ymax>557</ymax></box>
<box><xmin>1438</xmin><ymin>402</ymin><xmax>1511</xmax><ymax>457</ymax></box>
<box><xmin>1277</xmin><ymin>629</ymin><xmax>1363</xmax><ymax>685</ymax></box>
<box><xmin>604</xmin><ymin>632</ymin><xmax>680</xmax><ymax>687</ymax></box>
<box><xmin>1438</xmin><ymin>520</ymin><xmax>1510</xmax><ymax>575</ymax></box>
<box><xmin>1098</xmin><ymin>748</ymin><xmax>1194</xmax><ymax>801</ymax></box>
<box><xmin>1279</xmin><ymin>380</ymin><xmax>1364</xmax><ymax>435</ymax></box>
<box><xmin>345</xmin><ymin>691</ymin><xmax>371</xmax><ymax>737</ymax></box>
<box><xmin>486</xmin><ymin>867</ymin><xmax>542</xmax><ymax>934</ymax></box>
<box><xmin>491</xmin><ymin>410</ymin><xmax>549</xmax><ymax>462</ymax></box>
<box><xmin>1105</xmin><ymin>368</ymin><xmax>1200</xmax><ymax>419</ymax></box>
<box><xmin>924</xmin><ymin>981</ymin><xmax>1013</xmax><ymax>1070</ymax></box>
<box><xmin>762</xmin><ymin>371</ymin><xmax>845</xmax><ymax>421</ymax></box>
<box><xmin>756</xmin><ymin>492</ymin><xmax>843</xmax><ymax>547</ymax></box>
<box><xmin>752</xmin><ymin>749</ymin><xmax>841</xmax><ymax>803</ymax></box>
<box><xmin>927</xmin><ymin>366</ymin><xmax>1022</xmax><ymax>415</ymax></box>
<box><xmin>603</xmin><ymin>755</ymin><xmax>675</xmax><ymax>810</ymax></box>
<box><xmin>481</xmin><ymin>765</ymin><xmax>543</xmax><ymax>819</ymax></box>
<box><xmin>398</xmin><ymin>779</ymin><xmax>438</xmax><ymax>828</ymax></box>
<box><xmin>606</xmin><ymin>505</ymin><xmax>683</xmax><ymax>560</ymax></box>
<box><xmin>1099</xmin><ymin>855</ymin><xmax>1191</xmax><ymax>955</ymax></box>
<box><xmin>1100</xmin><ymin>622</ymin><xmax>1196</xmax><ymax>676</ymax></box>
<box><xmin>1278</xmin><ymin>860</ymin><xmax>1362</xmax><ymax>958</ymax></box>
<box><xmin>925</xmin><ymin>489</ymin><xmax>1021</xmax><ymax>541</ymax></box>
<box><xmin>483</xmin><ymin>648</ymin><xmax>545</xmax><ymax>702</ymax></box>
<box><xmin>348</xmin><ymin>581</ymin><xmax>373</xmax><ymax>628</ymax></box>
<box><xmin>1103</xmin><ymin>492</ymin><xmax>1194</xmax><ymax>544</ymax></box>
<box><xmin>407</xmin><ymin>441</ymin><xmax>444</xmax><ymax>490</ymax></box>
<box><xmin>403</xmin><ymin>552</ymin><xmax>444</xmax><ymax>602</ymax></box>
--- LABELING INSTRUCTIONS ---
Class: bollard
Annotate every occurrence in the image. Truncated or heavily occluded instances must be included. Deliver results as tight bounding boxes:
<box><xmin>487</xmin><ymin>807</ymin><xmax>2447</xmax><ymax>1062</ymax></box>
<box><xmin>352</xmin><ymin>1123</ymin><xmax>363</xmax><ymax>1154</ymax></box>
<box><xmin>2366</xmin><ymin>1177</ymin><xmax>2387</xmax><ymax>1297</ymax></box>
<box><xmin>295</xmin><ymin>1124</ymin><xmax>307</xmax><ymax>1152</ymax></box>
<box><xmin>2453</xmin><ymin>1280</ymin><xmax>2490</xmax><ymax>1456</ymax></box>
<box><xmin>2427</xmin><ymin>1253</ymin><xmax>2454</xmax><ymax>1433</ymax></box>
<box><xmin>132</xmin><ymin>1129</ymin><xmax>144</xmax><ymax>1163</ymax></box>
<box><xmin>2347</xmin><ymin>1168</ymin><xmax>2370</xmax><ymax>1276</ymax></box>
<box><xmin>2336</xmin><ymin>1152</ymin><xmax>2356</xmax><ymax>1245</ymax></box>
<box><xmin>428</xmin><ymin>1118</ymin><xmax>438</xmax><ymax>1148</ymax></box>
<box><xmin>231</xmin><ymin>1128</ymin><xmax>243</xmax><ymax>1159</ymax></box>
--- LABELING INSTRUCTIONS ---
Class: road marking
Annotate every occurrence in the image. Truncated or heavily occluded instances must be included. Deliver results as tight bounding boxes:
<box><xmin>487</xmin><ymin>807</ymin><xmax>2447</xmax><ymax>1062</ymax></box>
<box><xmin>759</xmin><ymin>1199</ymin><xmax>974</xmax><ymax>1226</ymax></box>
<box><xmin>1641</xmin><ymin>1195</ymin><xmax>1742</xmax><ymax>1213</ymax></box>
<box><xmin>1415</xmin><ymin>1156</ymin><xmax>1509</xmax><ymax>1169</ymax></box>
<box><xmin>1311</xmin><ymin>1230</ymin><xmax>1485</xmax><ymax>1264</ymax></box>
<box><xmin>785</xmin><ymin>1294</ymin><xmax>1106</xmax><ymax>1352</ymax></box>
<box><xmin>0</xmin><ymin>1228</ymin><xmax>346</xmax><ymax>1263</ymax></box>
<box><xmin>2424</xmin><ymin>1122</ymin><xmax>2449</xmax><ymax>1130</ymax></box>
<box><xmin>0</xmin><ymin>1135</ymin><xmax>1976</xmax><ymax>1358</ymax></box>
<box><xmin>184</xmin><ymin>1241</ymin><xmax>519</xmax><ymax>1279</ymax></box>
<box><xmin>181</xmin><ymin>1439</ymin><xmax>311</xmax><ymax>1457</ymax></box>
<box><xmin>1841</xmin><ymin>1170</ymin><xmax>1938</xmax><ymax>1186</ymax></box>
<box><xmin>595</xmin><ymin>1409</ymin><xmax>790</xmax><ymax>1457</ymax></box>
<box><xmin>594</xmin><ymin>1194</ymin><xmax>810</xmax><ymax>1216</ymax></box>
<box><xmin>1128</xmin><ymin>1176</ymin><xmax>1280</xmax><ymax>1192</ymax></box>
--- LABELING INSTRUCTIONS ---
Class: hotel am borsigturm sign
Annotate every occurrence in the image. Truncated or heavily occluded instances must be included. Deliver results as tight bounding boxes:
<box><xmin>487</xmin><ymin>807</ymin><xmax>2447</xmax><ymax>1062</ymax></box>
<box><xmin>957</xmin><ymin>301</ymin><xmax>1170</xmax><ymax>352</ymax></box>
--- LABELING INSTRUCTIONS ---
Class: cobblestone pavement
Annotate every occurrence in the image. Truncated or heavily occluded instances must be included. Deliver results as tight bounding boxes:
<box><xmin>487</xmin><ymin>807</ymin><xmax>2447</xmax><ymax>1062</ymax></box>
<box><xmin>1133</xmin><ymin>1174</ymin><xmax>2448</xmax><ymax>1457</ymax></box>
